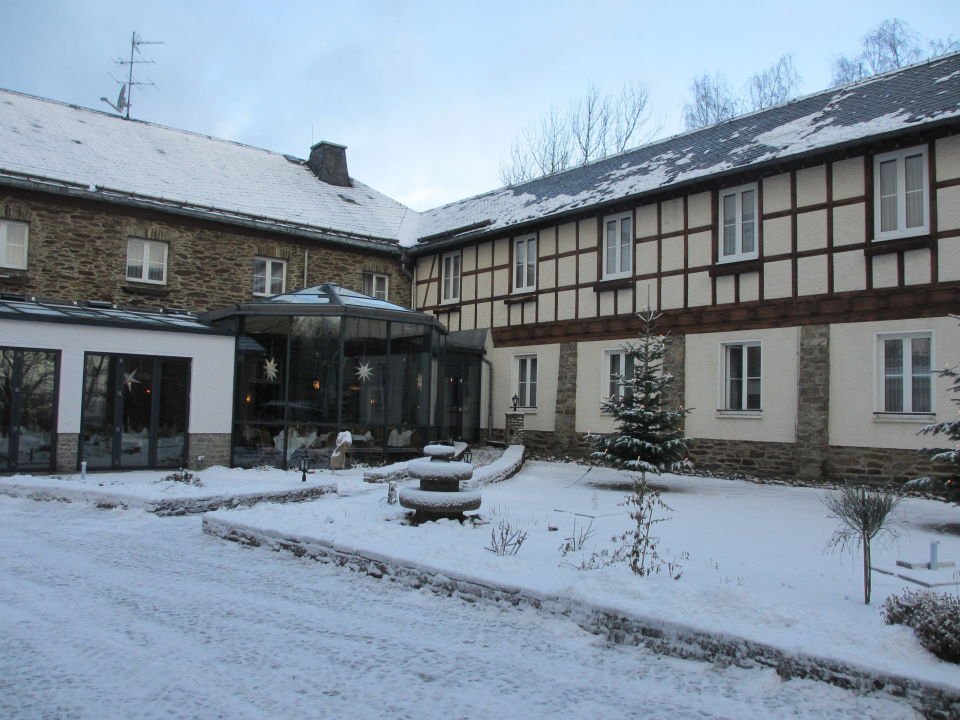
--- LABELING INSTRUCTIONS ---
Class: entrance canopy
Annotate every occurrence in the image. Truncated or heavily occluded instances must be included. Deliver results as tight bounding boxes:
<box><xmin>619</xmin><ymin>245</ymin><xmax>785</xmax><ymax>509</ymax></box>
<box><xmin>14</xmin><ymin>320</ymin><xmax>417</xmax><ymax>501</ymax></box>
<box><xmin>206</xmin><ymin>285</ymin><xmax>448</xmax><ymax>468</ymax></box>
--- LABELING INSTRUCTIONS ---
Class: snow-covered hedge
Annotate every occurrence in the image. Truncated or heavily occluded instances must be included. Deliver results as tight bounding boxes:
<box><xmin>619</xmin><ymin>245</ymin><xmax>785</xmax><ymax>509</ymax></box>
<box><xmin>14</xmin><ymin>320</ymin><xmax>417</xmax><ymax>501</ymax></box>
<box><xmin>465</xmin><ymin>445</ymin><xmax>524</xmax><ymax>488</ymax></box>
<box><xmin>882</xmin><ymin>589</ymin><xmax>960</xmax><ymax>663</ymax></box>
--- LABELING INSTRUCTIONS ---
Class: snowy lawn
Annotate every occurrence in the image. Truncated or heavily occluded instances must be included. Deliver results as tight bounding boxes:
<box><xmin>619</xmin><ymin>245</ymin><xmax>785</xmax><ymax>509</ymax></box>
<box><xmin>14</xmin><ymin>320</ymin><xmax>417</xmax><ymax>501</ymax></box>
<box><xmin>208</xmin><ymin>460</ymin><xmax>960</xmax><ymax>691</ymax></box>
<box><xmin>0</xmin><ymin>465</ymin><xmax>338</xmax><ymax>513</ymax></box>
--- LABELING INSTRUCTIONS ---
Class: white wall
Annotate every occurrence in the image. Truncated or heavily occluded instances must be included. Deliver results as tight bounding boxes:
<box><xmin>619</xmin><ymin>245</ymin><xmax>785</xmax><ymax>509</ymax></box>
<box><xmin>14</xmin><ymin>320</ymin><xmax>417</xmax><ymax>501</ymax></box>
<box><xmin>829</xmin><ymin>317</ymin><xmax>960</xmax><ymax>450</ymax></box>
<box><xmin>684</xmin><ymin>327</ymin><xmax>799</xmax><ymax>443</ymax></box>
<box><xmin>575</xmin><ymin>337</ymin><xmax>636</xmax><ymax>435</ymax></box>
<box><xmin>487</xmin><ymin>343</ymin><xmax>558</xmax><ymax>432</ymax></box>
<box><xmin>0</xmin><ymin>319</ymin><xmax>235</xmax><ymax>433</ymax></box>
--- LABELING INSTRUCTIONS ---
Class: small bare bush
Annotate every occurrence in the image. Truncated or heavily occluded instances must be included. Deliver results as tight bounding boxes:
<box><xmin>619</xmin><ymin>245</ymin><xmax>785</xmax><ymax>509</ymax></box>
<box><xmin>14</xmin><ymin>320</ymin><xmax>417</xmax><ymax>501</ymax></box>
<box><xmin>161</xmin><ymin>469</ymin><xmax>202</xmax><ymax>487</ymax></box>
<box><xmin>824</xmin><ymin>485</ymin><xmax>900</xmax><ymax>604</ymax></box>
<box><xmin>558</xmin><ymin>518</ymin><xmax>596</xmax><ymax>556</ymax></box>
<box><xmin>485</xmin><ymin>520</ymin><xmax>528</xmax><ymax>557</ymax></box>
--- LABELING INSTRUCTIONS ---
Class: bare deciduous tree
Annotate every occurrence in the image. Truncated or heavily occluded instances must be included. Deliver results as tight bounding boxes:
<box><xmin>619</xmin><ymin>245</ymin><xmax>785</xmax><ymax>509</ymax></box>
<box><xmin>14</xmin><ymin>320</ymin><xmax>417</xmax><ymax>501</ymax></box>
<box><xmin>499</xmin><ymin>80</ymin><xmax>657</xmax><ymax>186</ymax></box>
<box><xmin>832</xmin><ymin>19</ymin><xmax>958</xmax><ymax>87</ymax></box>
<box><xmin>746</xmin><ymin>54</ymin><xmax>801</xmax><ymax>111</ymax></box>
<box><xmin>682</xmin><ymin>71</ymin><xmax>740</xmax><ymax>131</ymax></box>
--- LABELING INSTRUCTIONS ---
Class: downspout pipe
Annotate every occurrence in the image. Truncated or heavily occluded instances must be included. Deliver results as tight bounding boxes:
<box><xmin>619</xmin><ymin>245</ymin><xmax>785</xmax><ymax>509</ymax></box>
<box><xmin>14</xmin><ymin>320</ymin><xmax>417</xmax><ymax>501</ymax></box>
<box><xmin>482</xmin><ymin>356</ymin><xmax>493</xmax><ymax>439</ymax></box>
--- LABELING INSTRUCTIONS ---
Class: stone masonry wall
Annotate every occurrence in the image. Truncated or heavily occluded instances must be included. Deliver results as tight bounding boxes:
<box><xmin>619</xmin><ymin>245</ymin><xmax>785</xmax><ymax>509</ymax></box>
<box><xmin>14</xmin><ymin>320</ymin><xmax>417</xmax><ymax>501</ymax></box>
<box><xmin>795</xmin><ymin>325</ymin><xmax>830</xmax><ymax>481</ymax></box>
<box><xmin>553</xmin><ymin>342</ymin><xmax>578</xmax><ymax>453</ymax></box>
<box><xmin>188</xmin><ymin>433</ymin><xmax>232</xmax><ymax>470</ymax></box>
<box><xmin>0</xmin><ymin>190</ymin><xmax>410</xmax><ymax>313</ymax></box>
<box><xmin>55</xmin><ymin>433</ymin><xmax>79</xmax><ymax>473</ymax></box>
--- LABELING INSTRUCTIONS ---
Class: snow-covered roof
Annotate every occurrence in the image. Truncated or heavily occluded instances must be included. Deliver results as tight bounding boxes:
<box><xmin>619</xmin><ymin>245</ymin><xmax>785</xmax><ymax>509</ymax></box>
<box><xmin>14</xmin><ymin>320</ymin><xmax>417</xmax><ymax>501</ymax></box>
<box><xmin>0</xmin><ymin>90</ymin><xmax>417</xmax><ymax>248</ymax></box>
<box><xmin>416</xmin><ymin>52</ymin><xmax>960</xmax><ymax>246</ymax></box>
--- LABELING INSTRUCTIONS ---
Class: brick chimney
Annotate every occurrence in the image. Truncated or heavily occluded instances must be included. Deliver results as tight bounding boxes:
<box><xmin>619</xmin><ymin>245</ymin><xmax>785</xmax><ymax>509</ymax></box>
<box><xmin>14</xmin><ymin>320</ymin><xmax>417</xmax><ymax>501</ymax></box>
<box><xmin>307</xmin><ymin>141</ymin><xmax>351</xmax><ymax>187</ymax></box>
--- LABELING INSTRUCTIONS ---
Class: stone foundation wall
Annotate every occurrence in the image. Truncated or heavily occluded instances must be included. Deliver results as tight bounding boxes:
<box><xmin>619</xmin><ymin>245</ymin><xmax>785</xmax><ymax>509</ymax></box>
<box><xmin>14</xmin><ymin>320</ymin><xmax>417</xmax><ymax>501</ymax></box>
<box><xmin>827</xmin><ymin>445</ymin><xmax>951</xmax><ymax>485</ymax></box>
<box><xmin>687</xmin><ymin>438</ymin><xmax>799</xmax><ymax>480</ymax></box>
<box><xmin>0</xmin><ymin>191</ymin><xmax>409</xmax><ymax>313</ymax></box>
<box><xmin>796</xmin><ymin>325</ymin><xmax>830</xmax><ymax>481</ymax></box>
<box><xmin>189</xmin><ymin>433</ymin><xmax>232</xmax><ymax>470</ymax></box>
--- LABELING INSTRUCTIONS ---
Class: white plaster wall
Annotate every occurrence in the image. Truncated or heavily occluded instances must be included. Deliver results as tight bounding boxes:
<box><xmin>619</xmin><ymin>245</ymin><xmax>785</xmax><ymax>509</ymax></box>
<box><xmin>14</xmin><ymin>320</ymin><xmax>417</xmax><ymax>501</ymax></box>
<box><xmin>474</xmin><ymin>270</ymin><xmax>492</xmax><ymax>301</ymax></box>
<box><xmin>636</xmin><ymin>240</ymin><xmax>657</xmax><ymax>275</ymax></box>
<box><xmin>578</xmin><ymin>219</ymin><xmax>598</xmax><ymax>248</ymax></box>
<box><xmin>461</xmin><ymin>245</ymin><xmax>477</xmax><ymax>273</ymax></box>
<box><xmin>797</xmin><ymin>255</ymin><xmax>828</xmax><ymax>296</ymax></box>
<box><xmin>762</xmin><ymin>173</ymin><xmax>791</xmax><ymax>213</ymax></box>
<box><xmin>936</xmin><ymin>135</ymin><xmax>960</xmax><ymax>181</ymax></box>
<box><xmin>796</xmin><ymin>209</ymin><xmax>827</xmax><ymax>252</ymax></box>
<box><xmin>740</xmin><ymin>272</ymin><xmax>759</xmax><ymax>302</ymax></box>
<box><xmin>796</xmin><ymin>165</ymin><xmax>827</xmax><ymax>207</ymax></box>
<box><xmin>539</xmin><ymin>226</ymin><xmax>557</xmax><ymax>256</ymax></box>
<box><xmin>833</xmin><ymin>251</ymin><xmax>867</xmax><ymax>293</ymax></box>
<box><xmin>688</xmin><ymin>231</ymin><xmax>712</xmax><ymax>268</ymax></box>
<box><xmin>539</xmin><ymin>258</ymin><xmax>556</xmax><ymax>290</ymax></box>
<box><xmin>557</xmin><ymin>255</ymin><xmax>577</xmax><ymax>286</ymax></box>
<box><xmin>688</xmin><ymin>192</ymin><xmax>711</xmax><ymax>228</ymax></box>
<box><xmin>872</xmin><ymin>254</ymin><xmax>898</xmax><ymax>288</ymax></box>
<box><xmin>476</xmin><ymin>241</ymin><xmax>493</xmax><ymax>269</ymax></box>
<box><xmin>684</xmin><ymin>327</ymin><xmax>799</xmax><ymax>443</ymax></box>
<box><xmin>575</xmin><ymin>338</ymin><xmax>636</xmax><ymax>435</ymax></box>
<box><xmin>829</xmin><ymin>317</ymin><xmax>960</xmax><ymax>449</ymax></box>
<box><xmin>833</xmin><ymin>203</ymin><xmax>865</xmax><ymax>246</ymax></box>
<box><xmin>832</xmin><ymin>157</ymin><xmax>865</xmax><ymax>200</ymax></box>
<box><xmin>636</xmin><ymin>205</ymin><xmax>658</xmax><ymax>238</ymax></box>
<box><xmin>661</xmin><ymin>235</ymin><xmax>684</xmax><ymax>272</ymax></box>
<box><xmin>661</xmin><ymin>198</ymin><xmax>684</xmax><ymax>234</ymax></box>
<box><xmin>578</xmin><ymin>251</ymin><xmax>598</xmax><ymax>284</ymax></box>
<box><xmin>938</xmin><ymin>186</ymin><xmax>960</xmax><ymax>232</ymax></box>
<box><xmin>904</xmin><ymin>248</ymin><xmax>932</xmax><ymax>285</ymax></box>
<box><xmin>763</xmin><ymin>260</ymin><xmax>792</xmax><ymax>299</ymax></box>
<box><xmin>0</xmin><ymin>320</ymin><xmax>234</xmax><ymax>434</ymax></box>
<box><xmin>557</xmin><ymin>290</ymin><xmax>576</xmax><ymax>320</ymax></box>
<box><xmin>763</xmin><ymin>216</ymin><xmax>791</xmax><ymax>256</ymax></box>
<box><xmin>538</xmin><ymin>294</ymin><xmax>556</xmax><ymax>323</ymax></box>
<box><xmin>661</xmin><ymin>275</ymin><xmax>684</xmax><ymax>310</ymax></box>
<box><xmin>635</xmin><ymin>279</ymin><xmax>658</xmax><ymax>311</ymax></box>
<box><xmin>557</xmin><ymin>223</ymin><xmax>577</xmax><ymax>253</ymax></box>
<box><xmin>493</xmin><ymin>238</ymin><xmax>509</xmax><ymax>266</ymax></box>
<box><xmin>687</xmin><ymin>272</ymin><xmax>710</xmax><ymax>307</ymax></box>
<box><xmin>939</xmin><ymin>236</ymin><xmax>960</xmax><ymax>282</ymax></box>
<box><xmin>488</xmin><ymin>343</ymin><xmax>559</xmax><ymax>432</ymax></box>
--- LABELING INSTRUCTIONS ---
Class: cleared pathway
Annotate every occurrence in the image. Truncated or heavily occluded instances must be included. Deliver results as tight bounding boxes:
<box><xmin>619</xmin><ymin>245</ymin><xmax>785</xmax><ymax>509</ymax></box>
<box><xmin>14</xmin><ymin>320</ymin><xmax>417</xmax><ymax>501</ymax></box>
<box><xmin>0</xmin><ymin>497</ymin><xmax>918</xmax><ymax>720</ymax></box>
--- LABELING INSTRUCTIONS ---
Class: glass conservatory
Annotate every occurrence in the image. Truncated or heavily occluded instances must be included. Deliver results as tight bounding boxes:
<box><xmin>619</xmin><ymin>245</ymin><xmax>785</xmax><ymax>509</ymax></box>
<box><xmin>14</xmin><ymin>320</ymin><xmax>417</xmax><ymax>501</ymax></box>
<box><xmin>206</xmin><ymin>284</ymin><xmax>456</xmax><ymax>468</ymax></box>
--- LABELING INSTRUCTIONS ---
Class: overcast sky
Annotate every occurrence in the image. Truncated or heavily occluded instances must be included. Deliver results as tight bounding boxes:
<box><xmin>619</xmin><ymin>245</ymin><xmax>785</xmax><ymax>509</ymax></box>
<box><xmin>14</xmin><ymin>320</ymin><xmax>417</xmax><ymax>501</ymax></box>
<box><xmin>1</xmin><ymin>1</ymin><xmax>958</xmax><ymax>211</ymax></box>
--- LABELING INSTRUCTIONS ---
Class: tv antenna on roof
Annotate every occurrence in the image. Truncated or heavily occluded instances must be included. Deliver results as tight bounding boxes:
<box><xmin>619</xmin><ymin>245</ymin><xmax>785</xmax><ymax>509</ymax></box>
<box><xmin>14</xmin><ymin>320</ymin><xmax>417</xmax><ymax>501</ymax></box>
<box><xmin>100</xmin><ymin>31</ymin><xmax>163</xmax><ymax>119</ymax></box>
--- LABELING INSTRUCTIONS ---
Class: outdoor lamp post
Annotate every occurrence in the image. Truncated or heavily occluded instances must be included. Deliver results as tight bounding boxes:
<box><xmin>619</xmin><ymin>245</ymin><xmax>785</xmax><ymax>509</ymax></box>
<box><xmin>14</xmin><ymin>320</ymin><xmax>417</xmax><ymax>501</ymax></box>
<box><xmin>298</xmin><ymin>453</ymin><xmax>310</xmax><ymax>483</ymax></box>
<box><xmin>511</xmin><ymin>393</ymin><xmax>519</xmax><ymax>412</ymax></box>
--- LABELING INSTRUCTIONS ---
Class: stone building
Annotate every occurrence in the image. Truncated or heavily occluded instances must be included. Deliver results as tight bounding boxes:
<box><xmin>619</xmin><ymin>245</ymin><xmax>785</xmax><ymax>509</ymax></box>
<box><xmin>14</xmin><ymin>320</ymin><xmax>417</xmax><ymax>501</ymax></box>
<box><xmin>2</xmin><ymin>53</ymin><xmax>960</xmax><ymax>481</ymax></box>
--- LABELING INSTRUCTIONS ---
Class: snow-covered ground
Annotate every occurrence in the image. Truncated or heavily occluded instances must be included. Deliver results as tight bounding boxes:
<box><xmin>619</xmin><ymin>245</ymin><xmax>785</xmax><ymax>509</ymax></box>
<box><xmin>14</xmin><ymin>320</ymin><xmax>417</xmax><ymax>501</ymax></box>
<box><xmin>0</xmin><ymin>494</ymin><xmax>921</xmax><ymax>719</ymax></box>
<box><xmin>208</xmin><ymin>461</ymin><xmax>960</xmax><ymax>693</ymax></box>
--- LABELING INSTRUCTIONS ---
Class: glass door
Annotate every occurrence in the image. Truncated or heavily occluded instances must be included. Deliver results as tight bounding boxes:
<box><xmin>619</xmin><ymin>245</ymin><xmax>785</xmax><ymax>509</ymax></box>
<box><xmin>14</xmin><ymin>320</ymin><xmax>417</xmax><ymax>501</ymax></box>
<box><xmin>0</xmin><ymin>347</ymin><xmax>59</xmax><ymax>473</ymax></box>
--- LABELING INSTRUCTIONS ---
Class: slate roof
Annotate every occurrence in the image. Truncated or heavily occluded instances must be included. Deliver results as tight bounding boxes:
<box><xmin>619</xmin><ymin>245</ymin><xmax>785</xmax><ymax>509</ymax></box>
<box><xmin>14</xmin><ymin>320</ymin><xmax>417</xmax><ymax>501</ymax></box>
<box><xmin>416</xmin><ymin>52</ymin><xmax>960</xmax><ymax>248</ymax></box>
<box><xmin>0</xmin><ymin>90</ymin><xmax>416</xmax><ymax>249</ymax></box>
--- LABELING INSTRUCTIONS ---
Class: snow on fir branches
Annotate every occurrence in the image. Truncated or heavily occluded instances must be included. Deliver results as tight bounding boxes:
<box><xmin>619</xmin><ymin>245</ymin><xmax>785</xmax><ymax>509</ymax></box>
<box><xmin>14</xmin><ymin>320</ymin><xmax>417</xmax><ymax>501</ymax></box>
<box><xmin>588</xmin><ymin>307</ymin><xmax>691</xmax><ymax>481</ymax></box>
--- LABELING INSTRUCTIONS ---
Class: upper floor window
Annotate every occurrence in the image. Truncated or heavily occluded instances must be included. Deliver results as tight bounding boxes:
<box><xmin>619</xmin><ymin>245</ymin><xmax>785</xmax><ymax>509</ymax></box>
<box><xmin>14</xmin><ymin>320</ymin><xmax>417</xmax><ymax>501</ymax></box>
<box><xmin>362</xmin><ymin>272</ymin><xmax>389</xmax><ymax>301</ymax></box>
<box><xmin>0</xmin><ymin>219</ymin><xmax>28</xmax><ymax>270</ymax></box>
<box><xmin>515</xmin><ymin>354</ymin><xmax>538</xmax><ymax>408</ymax></box>
<box><xmin>722</xmin><ymin>341</ymin><xmax>761</xmax><ymax>411</ymax></box>
<box><xmin>441</xmin><ymin>250</ymin><xmax>461</xmax><ymax>304</ymax></box>
<box><xmin>514</xmin><ymin>235</ymin><xmax>537</xmax><ymax>292</ymax></box>
<box><xmin>877</xmin><ymin>332</ymin><xmax>932</xmax><ymax>414</ymax></box>
<box><xmin>718</xmin><ymin>184</ymin><xmax>757</xmax><ymax>263</ymax></box>
<box><xmin>126</xmin><ymin>238</ymin><xmax>167</xmax><ymax>284</ymax></box>
<box><xmin>603</xmin><ymin>212</ymin><xmax>632</xmax><ymax>279</ymax></box>
<box><xmin>605</xmin><ymin>349</ymin><xmax>634</xmax><ymax>402</ymax></box>
<box><xmin>874</xmin><ymin>146</ymin><xmax>929</xmax><ymax>241</ymax></box>
<box><xmin>253</xmin><ymin>257</ymin><xmax>286</xmax><ymax>296</ymax></box>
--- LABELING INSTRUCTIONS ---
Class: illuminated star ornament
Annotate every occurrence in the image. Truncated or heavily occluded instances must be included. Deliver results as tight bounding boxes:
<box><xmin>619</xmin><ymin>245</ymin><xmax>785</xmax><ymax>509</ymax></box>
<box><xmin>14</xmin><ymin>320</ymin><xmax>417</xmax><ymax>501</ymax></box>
<box><xmin>355</xmin><ymin>361</ymin><xmax>374</xmax><ymax>383</ymax></box>
<box><xmin>416</xmin><ymin>372</ymin><xmax>423</xmax><ymax>391</ymax></box>
<box><xmin>263</xmin><ymin>357</ymin><xmax>279</xmax><ymax>381</ymax></box>
<box><xmin>123</xmin><ymin>369</ymin><xmax>140</xmax><ymax>391</ymax></box>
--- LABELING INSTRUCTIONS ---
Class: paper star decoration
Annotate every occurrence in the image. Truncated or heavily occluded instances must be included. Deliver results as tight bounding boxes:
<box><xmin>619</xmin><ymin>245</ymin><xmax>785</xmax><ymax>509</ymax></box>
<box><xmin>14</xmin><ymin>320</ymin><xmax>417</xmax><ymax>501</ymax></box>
<box><xmin>355</xmin><ymin>361</ymin><xmax>374</xmax><ymax>383</ymax></box>
<box><xmin>263</xmin><ymin>357</ymin><xmax>279</xmax><ymax>381</ymax></box>
<box><xmin>123</xmin><ymin>369</ymin><xmax>140</xmax><ymax>391</ymax></box>
<box><xmin>416</xmin><ymin>372</ymin><xmax>423</xmax><ymax>391</ymax></box>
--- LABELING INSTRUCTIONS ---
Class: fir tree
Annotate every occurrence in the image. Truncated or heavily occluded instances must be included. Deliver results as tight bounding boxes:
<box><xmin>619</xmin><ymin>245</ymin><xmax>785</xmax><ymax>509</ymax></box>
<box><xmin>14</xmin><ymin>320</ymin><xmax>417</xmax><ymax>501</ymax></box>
<box><xmin>918</xmin><ymin>362</ymin><xmax>960</xmax><ymax>503</ymax></box>
<box><xmin>589</xmin><ymin>308</ymin><xmax>691</xmax><ymax>481</ymax></box>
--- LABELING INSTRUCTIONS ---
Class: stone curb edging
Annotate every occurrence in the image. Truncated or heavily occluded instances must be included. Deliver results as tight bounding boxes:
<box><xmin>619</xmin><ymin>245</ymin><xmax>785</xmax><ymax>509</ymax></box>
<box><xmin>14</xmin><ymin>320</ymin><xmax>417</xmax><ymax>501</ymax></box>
<box><xmin>201</xmin><ymin>514</ymin><xmax>959</xmax><ymax>720</ymax></box>
<box><xmin>0</xmin><ymin>482</ymin><xmax>337</xmax><ymax>516</ymax></box>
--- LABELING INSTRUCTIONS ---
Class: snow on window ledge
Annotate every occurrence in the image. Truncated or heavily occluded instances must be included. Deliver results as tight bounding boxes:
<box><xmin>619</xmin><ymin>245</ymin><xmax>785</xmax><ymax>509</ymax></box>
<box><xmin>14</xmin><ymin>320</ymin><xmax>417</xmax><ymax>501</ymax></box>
<box><xmin>715</xmin><ymin>410</ymin><xmax>763</xmax><ymax>419</ymax></box>
<box><xmin>873</xmin><ymin>412</ymin><xmax>936</xmax><ymax>424</ymax></box>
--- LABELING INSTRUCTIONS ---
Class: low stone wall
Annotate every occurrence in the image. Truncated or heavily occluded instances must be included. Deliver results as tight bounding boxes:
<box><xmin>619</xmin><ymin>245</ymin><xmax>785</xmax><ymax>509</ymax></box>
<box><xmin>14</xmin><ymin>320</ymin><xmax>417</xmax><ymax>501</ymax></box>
<box><xmin>55</xmin><ymin>433</ymin><xmax>79</xmax><ymax>473</ymax></box>
<box><xmin>828</xmin><ymin>445</ymin><xmax>952</xmax><ymax>486</ymax></box>
<box><xmin>202</xmin><ymin>515</ymin><xmax>960</xmax><ymax>719</ymax></box>
<box><xmin>189</xmin><ymin>433</ymin><xmax>232</xmax><ymax>469</ymax></box>
<box><xmin>687</xmin><ymin>438</ymin><xmax>799</xmax><ymax>481</ymax></box>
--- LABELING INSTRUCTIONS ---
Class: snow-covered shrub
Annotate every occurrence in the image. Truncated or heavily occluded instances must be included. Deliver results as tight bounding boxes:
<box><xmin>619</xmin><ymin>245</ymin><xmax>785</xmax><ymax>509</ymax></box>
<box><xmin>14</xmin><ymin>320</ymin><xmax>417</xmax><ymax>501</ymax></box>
<box><xmin>881</xmin><ymin>589</ymin><xmax>960</xmax><ymax>663</ymax></box>
<box><xmin>485</xmin><ymin>520</ymin><xmax>527</xmax><ymax>556</ymax></box>
<box><xmin>161</xmin><ymin>469</ymin><xmax>202</xmax><ymax>486</ymax></box>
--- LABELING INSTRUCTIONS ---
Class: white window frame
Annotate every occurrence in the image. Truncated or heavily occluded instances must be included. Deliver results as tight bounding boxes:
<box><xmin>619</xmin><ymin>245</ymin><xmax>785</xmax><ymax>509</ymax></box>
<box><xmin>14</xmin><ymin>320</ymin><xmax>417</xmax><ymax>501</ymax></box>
<box><xmin>718</xmin><ymin>183</ymin><xmax>758</xmax><ymax>263</ymax></box>
<box><xmin>602</xmin><ymin>212</ymin><xmax>633</xmax><ymax>280</ymax></box>
<box><xmin>253</xmin><ymin>257</ymin><xmax>287</xmax><ymax>296</ymax></box>
<box><xmin>719</xmin><ymin>341</ymin><xmax>762</xmax><ymax>412</ymax></box>
<box><xmin>875</xmin><ymin>331</ymin><xmax>934</xmax><ymax>415</ymax></box>
<box><xmin>362</xmin><ymin>271</ymin><xmax>389</xmax><ymax>301</ymax></box>
<box><xmin>0</xmin><ymin>219</ymin><xmax>29</xmax><ymax>270</ymax></box>
<box><xmin>873</xmin><ymin>145</ymin><xmax>930</xmax><ymax>241</ymax></box>
<box><xmin>441</xmin><ymin>250</ymin><xmax>461</xmax><ymax>304</ymax></box>
<box><xmin>513</xmin><ymin>234</ymin><xmax>537</xmax><ymax>293</ymax></box>
<box><xmin>125</xmin><ymin>238</ymin><xmax>168</xmax><ymax>285</ymax></box>
<box><xmin>514</xmin><ymin>354</ymin><xmax>538</xmax><ymax>409</ymax></box>
<box><xmin>603</xmin><ymin>349</ymin><xmax>633</xmax><ymax>402</ymax></box>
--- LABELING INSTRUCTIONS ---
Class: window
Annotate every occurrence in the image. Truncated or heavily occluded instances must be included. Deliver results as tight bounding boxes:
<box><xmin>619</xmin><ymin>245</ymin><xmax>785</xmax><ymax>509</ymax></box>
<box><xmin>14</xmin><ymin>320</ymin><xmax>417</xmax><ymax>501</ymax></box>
<box><xmin>362</xmin><ymin>272</ymin><xmax>389</xmax><ymax>300</ymax></box>
<box><xmin>722</xmin><ymin>342</ymin><xmax>761</xmax><ymax>411</ymax></box>
<box><xmin>874</xmin><ymin>146</ymin><xmax>929</xmax><ymax>241</ymax></box>
<box><xmin>877</xmin><ymin>332</ymin><xmax>933</xmax><ymax>413</ymax></box>
<box><xmin>513</xmin><ymin>235</ymin><xmax>537</xmax><ymax>292</ymax></box>
<box><xmin>0</xmin><ymin>220</ymin><xmax>28</xmax><ymax>270</ymax></box>
<box><xmin>602</xmin><ymin>212</ymin><xmax>633</xmax><ymax>279</ymax></box>
<box><xmin>515</xmin><ymin>355</ymin><xmax>538</xmax><ymax>408</ymax></box>
<box><xmin>253</xmin><ymin>258</ymin><xmax>287</xmax><ymax>296</ymax></box>
<box><xmin>441</xmin><ymin>251</ymin><xmax>461</xmax><ymax>303</ymax></box>
<box><xmin>126</xmin><ymin>238</ymin><xmax>168</xmax><ymax>284</ymax></box>
<box><xmin>718</xmin><ymin>184</ymin><xmax>757</xmax><ymax>263</ymax></box>
<box><xmin>604</xmin><ymin>349</ymin><xmax>634</xmax><ymax>402</ymax></box>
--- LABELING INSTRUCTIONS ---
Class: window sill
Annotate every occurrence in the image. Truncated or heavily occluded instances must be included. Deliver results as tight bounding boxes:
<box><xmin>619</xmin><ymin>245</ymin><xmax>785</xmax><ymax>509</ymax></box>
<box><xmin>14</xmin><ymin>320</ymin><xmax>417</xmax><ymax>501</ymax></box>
<box><xmin>436</xmin><ymin>301</ymin><xmax>461</xmax><ymax>312</ymax></box>
<box><xmin>504</xmin><ymin>292</ymin><xmax>537</xmax><ymax>305</ymax></box>
<box><xmin>710</xmin><ymin>259</ymin><xmax>760</xmax><ymax>277</ymax></box>
<box><xmin>122</xmin><ymin>284</ymin><xmax>170</xmax><ymax>298</ymax></box>
<box><xmin>873</xmin><ymin>412</ymin><xmax>936</xmax><ymax>424</ymax></box>
<box><xmin>715</xmin><ymin>410</ymin><xmax>763</xmax><ymax>419</ymax></box>
<box><xmin>865</xmin><ymin>235</ymin><xmax>933</xmax><ymax>256</ymax></box>
<box><xmin>0</xmin><ymin>272</ymin><xmax>30</xmax><ymax>286</ymax></box>
<box><xmin>593</xmin><ymin>277</ymin><xmax>633</xmax><ymax>293</ymax></box>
